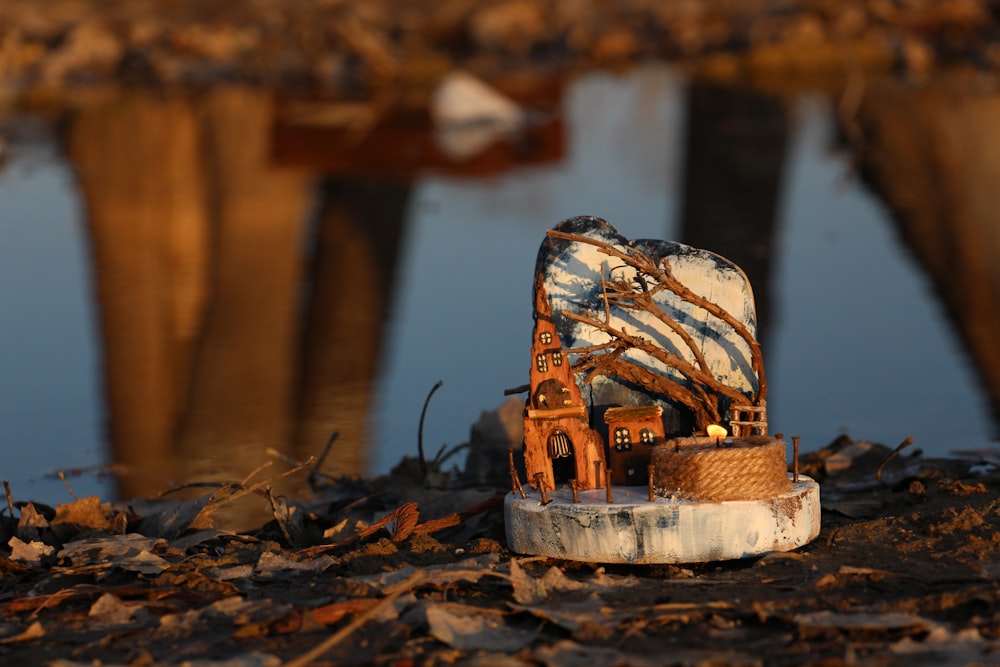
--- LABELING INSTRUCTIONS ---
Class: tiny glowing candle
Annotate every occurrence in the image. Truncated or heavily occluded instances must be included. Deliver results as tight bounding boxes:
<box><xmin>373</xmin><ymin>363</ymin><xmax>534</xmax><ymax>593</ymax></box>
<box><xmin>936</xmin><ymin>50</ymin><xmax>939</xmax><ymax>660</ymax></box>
<box><xmin>706</xmin><ymin>424</ymin><xmax>727</xmax><ymax>438</ymax></box>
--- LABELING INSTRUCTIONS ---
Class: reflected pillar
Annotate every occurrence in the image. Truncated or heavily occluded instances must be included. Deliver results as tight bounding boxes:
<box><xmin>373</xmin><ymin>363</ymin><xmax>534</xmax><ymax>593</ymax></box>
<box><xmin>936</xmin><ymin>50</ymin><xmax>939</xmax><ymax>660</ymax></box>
<box><xmin>678</xmin><ymin>84</ymin><xmax>789</xmax><ymax>348</ymax></box>
<box><xmin>67</xmin><ymin>95</ymin><xmax>210</xmax><ymax>498</ymax></box>
<box><xmin>853</xmin><ymin>81</ymin><xmax>1000</xmax><ymax>429</ymax></box>
<box><xmin>174</xmin><ymin>89</ymin><xmax>310</xmax><ymax>496</ymax></box>
<box><xmin>68</xmin><ymin>89</ymin><xmax>311</xmax><ymax>515</ymax></box>
<box><xmin>293</xmin><ymin>179</ymin><xmax>410</xmax><ymax>476</ymax></box>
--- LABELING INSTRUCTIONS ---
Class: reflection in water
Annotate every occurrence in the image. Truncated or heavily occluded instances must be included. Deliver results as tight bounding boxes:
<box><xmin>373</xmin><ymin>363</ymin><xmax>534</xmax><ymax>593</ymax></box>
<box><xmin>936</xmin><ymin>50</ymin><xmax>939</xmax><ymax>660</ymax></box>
<box><xmin>58</xmin><ymin>82</ymin><xmax>565</xmax><ymax>518</ymax></box>
<box><xmin>679</xmin><ymin>83</ymin><xmax>789</xmax><ymax>348</ymax></box>
<box><xmin>67</xmin><ymin>90</ymin><xmax>314</xmax><ymax>520</ymax></box>
<box><xmin>3</xmin><ymin>66</ymin><xmax>1000</xmax><ymax>513</ymax></box>
<box><xmin>295</xmin><ymin>178</ymin><xmax>410</xmax><ymax>477</ymax></box>
<box><xmin>851</xmin><ymin>79</ymin><xmax>1000</xmax><ymax>437</ymax></box>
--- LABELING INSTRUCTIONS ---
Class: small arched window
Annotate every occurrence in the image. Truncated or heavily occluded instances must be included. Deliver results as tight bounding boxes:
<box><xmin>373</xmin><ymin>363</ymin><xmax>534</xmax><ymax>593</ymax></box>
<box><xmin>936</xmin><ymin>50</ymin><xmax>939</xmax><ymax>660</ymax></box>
<box><xmin>548</xmin><ymin>430</ymin><xmax>572</xmax><ymax>458</ymax></box>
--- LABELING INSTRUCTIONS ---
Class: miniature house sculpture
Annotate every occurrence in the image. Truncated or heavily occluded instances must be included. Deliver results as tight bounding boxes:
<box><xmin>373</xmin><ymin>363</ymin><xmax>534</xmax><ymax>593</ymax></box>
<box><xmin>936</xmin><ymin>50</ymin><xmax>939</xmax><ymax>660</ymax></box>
<box><xmin>518</xmin><ymin>215</ymin><xmax>767</xmax><ymax>491</ymax></box>
<box><xmin>604</xmin><ymin>405</ymin><xmax>664</xmax><ymax>486</ymax></box>
<box><xmin>506</xmin><ymin>216</ymin><xmax>820</xmax><ymax>564</ymax></box>
<box><xmin>522</xmin><ymin>275</ymin><xmax>606</xmax><ymax>492</ymax></box>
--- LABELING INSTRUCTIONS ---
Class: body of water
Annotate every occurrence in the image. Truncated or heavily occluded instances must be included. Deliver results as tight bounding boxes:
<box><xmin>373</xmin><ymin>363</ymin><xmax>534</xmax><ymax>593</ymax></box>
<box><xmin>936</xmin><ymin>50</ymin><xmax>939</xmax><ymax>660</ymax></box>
<box><xmin>1</xmin><ymin>65</ymin><xmax>996</xmax><ymax>506</ymax></box>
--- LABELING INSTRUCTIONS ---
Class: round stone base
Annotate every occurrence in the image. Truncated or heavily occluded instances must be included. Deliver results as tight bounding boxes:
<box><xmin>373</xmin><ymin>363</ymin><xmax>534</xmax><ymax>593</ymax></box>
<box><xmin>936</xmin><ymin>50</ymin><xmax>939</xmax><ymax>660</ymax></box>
<box><xmin>504</xmin><ymin>475</ymin><xmax>820</xmax><ymax>564</ymax></box>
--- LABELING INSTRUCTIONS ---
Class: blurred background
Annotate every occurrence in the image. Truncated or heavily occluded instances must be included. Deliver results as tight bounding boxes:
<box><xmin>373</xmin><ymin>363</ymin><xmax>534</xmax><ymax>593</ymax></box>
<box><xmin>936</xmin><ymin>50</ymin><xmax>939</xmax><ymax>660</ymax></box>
<box><xmin>2</xmin><ymin>0</ymin><xmax>999</xmax><ymax>511</ymax></box>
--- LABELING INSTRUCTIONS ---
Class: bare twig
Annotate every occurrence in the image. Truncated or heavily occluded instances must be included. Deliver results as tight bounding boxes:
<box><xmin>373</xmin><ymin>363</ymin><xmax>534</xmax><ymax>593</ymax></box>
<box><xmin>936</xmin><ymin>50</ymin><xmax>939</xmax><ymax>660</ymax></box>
<box><xmin>877</xmin><ymin>437</ymin><xmax>915</xmax><ymax>483</ymax></box>
<box><xmin>418</xmin><ymin>380</ymin><xmax>444</xmax><ymax>481</ymax></box>
<box><xmin>658</xmin><ymin>257</ymin><xmax>768</xmax><ymax>402</ymax></box>
<box><xmin>547</xmin><ymin>228</ymin><xmax>767</xmax><ymax>403</ymax></box>
<box><xmin>310</xmin><ymin>429</ymin><xmax>339</xmax><ymax>488</ymax></box>
<box><xmin>218</xmin><ymin>456</ymin><xmax>317</xmax><ymax>507</ymax></box>
<box><xmin>603</xmin><ymin>285</ymin><xmax>710</xmax><ymax>373</ymax></box>
<box><xmin>265</xmin><ymin>486</ymin><xmax>295</xmax><ymax>546</ymax></box>
<box><xmin>562</xmin><ymin>309</ymin><xmax>747</xmax><ymax>408</ymax></box>
<box><xmin>601</xmin><ymin>261</ymin><xmax>612</xmax><ymax>325</ymax></box>
<box><xmin>266</xmin><ymin>447</ymin><xmax>339</xmax><ymax>485</ymax></box>
<box><xmin>508</xmin><ymin>449</ymin><xmax>526</xmax><ymax>498</ymax></box>
<box><xmin>578</xmin><ymin>354</ymin><xmax>718</xmax><ymax>426</ymax></box>
<box><xmin>240</xmin><ymin>460</ymin><xmax>273</xmax><ymax>487</ymax></box>
<box><xmin>433</xmin><ymin>441</ymin><xmax>471</xmax><ymax>469</ymax></box>
<box><xmin>166</xmin><ymin>456</ymin><xmax>319</xmax><ymax>530</ymax></box>
<box><xmin>57</xmin><ymin>471</ymin><xmax>79</xmax><ymax>501</ymax></box>
<box><xmin>3</xmin><ymin>481</ymin><xmax>15</xmax><ymax>519</ymax></box>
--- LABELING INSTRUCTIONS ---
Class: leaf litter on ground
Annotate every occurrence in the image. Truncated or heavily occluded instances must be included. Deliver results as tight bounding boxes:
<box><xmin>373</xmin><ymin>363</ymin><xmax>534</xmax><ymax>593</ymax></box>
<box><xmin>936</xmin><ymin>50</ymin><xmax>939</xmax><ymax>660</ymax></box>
<box><xmin>1</xmin><ymin>432</ymin><xmax>1000</xmax><ymax>665</ymax></box>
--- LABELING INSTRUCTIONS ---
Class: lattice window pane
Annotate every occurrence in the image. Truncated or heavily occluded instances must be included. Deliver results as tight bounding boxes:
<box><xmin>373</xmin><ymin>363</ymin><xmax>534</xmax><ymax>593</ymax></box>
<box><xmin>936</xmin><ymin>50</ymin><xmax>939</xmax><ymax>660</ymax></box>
<box><xmin>548</xmin><ymin>431</ymin><xmax>572</xmax><ymax>458</ymax></box>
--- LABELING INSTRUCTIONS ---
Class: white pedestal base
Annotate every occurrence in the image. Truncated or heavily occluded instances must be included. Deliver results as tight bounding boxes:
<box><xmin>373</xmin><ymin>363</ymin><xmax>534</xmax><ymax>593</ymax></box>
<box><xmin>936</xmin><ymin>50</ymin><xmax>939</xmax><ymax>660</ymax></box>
<box><xmin>504</xmin><ymin>475</ymin><xmax>820</xmax><ymax>564</ymax></box>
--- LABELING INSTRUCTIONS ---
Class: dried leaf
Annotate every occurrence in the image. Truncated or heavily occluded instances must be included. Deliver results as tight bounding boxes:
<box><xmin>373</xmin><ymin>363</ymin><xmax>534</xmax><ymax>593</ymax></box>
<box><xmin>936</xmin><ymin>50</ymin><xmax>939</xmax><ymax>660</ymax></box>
<box><xmin>822</xmin><ymin>499</ymin><xmax>884</xmax><ymax>519</ymax></box>
<box><xmin>50</xmin><ymin>496</ymin><xmax>122</xmax><ymax>541</ymax></box>
<box><xmin>322</xmin><ymin>517</ymin><xmax>358</xmax><ymax>542</ymax></box>
<box><xmin>355</xmin><ymin>553</ymin><xmax>501</xmax><ymax>590</ymax></box>
<box><xmin>510</xmin><ymin>558</ymin><xmax>546</xmax><ymax>604</ymax></box>
<box><xmin>154</xmin><ymin>570</ymin><xmax>241</xmax><ymax>597</ymax></box>
<box><xmin>794</xmin><ymin>611</ymin><xmax>935</xmax><ymax>637</ymax></box>
<box><xmin>297</xmin><ymin>502</ymin><xmax>417</xmax><ymax>556</ymax></box>
<box><xmin>510</xmin><ymin>560</ymin><xmax>597</xmax><ymax>604</ymax></box>
<box><xmin>16</xmin><ymin>503</ymin><xmax>50</xmax><ymax>543</ymax></box>
<box><xmin>891</xmin><ymin>626</ymin><xmax>989</xmax><ymax>663</ymax></box>
<box><xmin>534</xmin><ymin>639</ymin><xmax>659</xmax><ymax>667</ymax></box>
<box><xmin>0</xmin><ymin>620</ymin><xmax>45</xmax><ymax>644</ymax></box>
<box><xmin>0</xmin><ymin>555</ymin><xmax>29</xmax><ymax>576</ymax></box>
<box><xmin>209</xmin><ymin>596</ymin><xmax>295</xmax><ymax>631</ymax></box>
<box><xmin>254</xmin><ymin>551</ymin><xmax>336</xmax><ymax>576</ymax></box>
<box><xmin>154</xmin><ymin>609</ymin><xmax>202</xmax><ymax>639</ymax></box>
<box><xmin>509</xmin><ymin>599</ymin><xmax>612</xmax><ymax>633</ymax></box>
<box><xmin>267</xmin><ymin>491</ymin><xmax>311</xmax><ymax>548</ymax></box>
<box><xmin>310</xmin><ymin>598</ymin><xmax>380</xmax><ymax>626</ymax></box>
<box><xmin>202</xmin><ymin>564</ymin><xmax>255</xmax><ymax>582</ymax></box>
<box><xmin>134</xmin><ymin>494</ymin><xmax>214</xmax><ymax>540</ymax></box>
<box><xmin>386</xmin><ymin>502</ymin><xmax>420</xmax><ymax>541</ymax></box>
<box><xmin>426</xmin><ymin>602</ymin><xmax>535</xmax><ymax>652</ymax></box>
<box><xmin>2</xmin><ymin>589</ymin><xmax>73</xmax><ymax>614</ymax></box>
<box><xmin>57</xmin><ymin>534</ymin><xmax>168</xmax><ymax>575</ymax></box>
<box><xmin>411</xmin><ymin>513</ymin><xmax>460</xmax><ymax>534</ymax></box>
<box><xmin>88</xmin><ymin>593</ymin><xmax>138</xmax><ymax>627</ymax></box>
<box><xmin>169</xmin><ymin>529</ymin><xmax>244</xmax><ymax>552</ymax></box>
<box><xmin>8</xmin><ymin>536</ymin><xmax>54</xmax><ymax>565</ymax></box>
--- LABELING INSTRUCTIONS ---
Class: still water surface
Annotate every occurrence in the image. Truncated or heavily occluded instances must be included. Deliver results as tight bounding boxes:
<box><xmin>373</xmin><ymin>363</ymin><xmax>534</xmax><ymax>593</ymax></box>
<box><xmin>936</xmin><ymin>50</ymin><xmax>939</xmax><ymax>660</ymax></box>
<box><xmin>1</xmin><ymin>66</ymin><xmax>995</xmax><ymax>504</ymax></box>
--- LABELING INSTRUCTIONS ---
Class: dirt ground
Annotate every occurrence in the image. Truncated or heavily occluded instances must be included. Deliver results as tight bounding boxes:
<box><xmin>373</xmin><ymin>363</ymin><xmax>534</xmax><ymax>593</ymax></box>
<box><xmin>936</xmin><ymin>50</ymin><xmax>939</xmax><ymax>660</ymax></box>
<box><xmin>2</xmin><ymin>437</ymin><xmax>1000</xmax><ymax>666</ymax></box>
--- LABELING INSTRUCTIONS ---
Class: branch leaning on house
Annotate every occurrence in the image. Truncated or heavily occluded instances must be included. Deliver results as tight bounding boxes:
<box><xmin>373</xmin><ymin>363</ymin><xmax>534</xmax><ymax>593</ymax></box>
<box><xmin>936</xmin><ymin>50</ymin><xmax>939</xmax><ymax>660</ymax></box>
<box><xmin>602</xmin><ymin>279</ymin><xmax>711</xmax><ymax>374</ymax></box>
<box><xmin>561</xmin><ymin>310</ymin><xmax>745</xmax><ymax>429</ymax></box>
<box><xmin>571</xmin><ymin>345</ymin><xmax>719</xmax><ymax>427</ymax></box>
<box><xmin>546</xmin><ymin>229</ymin><xmax>767</xmax><ymax>404</ymax></box>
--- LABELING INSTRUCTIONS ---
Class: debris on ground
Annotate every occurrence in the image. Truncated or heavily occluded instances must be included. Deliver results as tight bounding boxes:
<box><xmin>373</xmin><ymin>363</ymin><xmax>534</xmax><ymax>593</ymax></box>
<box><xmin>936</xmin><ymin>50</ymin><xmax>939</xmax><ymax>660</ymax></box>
<box><xmin>2</xmin><ymin>433</ymin><xmax>1000</xmax><ymax>665</ymax></box>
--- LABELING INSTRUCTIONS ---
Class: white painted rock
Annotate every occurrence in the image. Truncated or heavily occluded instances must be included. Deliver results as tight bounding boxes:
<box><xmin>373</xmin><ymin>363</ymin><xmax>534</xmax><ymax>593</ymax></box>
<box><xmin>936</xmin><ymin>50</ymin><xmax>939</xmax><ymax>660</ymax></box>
<box><xmin>505</xmin><ymin>475</ymin><xmax>820</xmax><ymax>564</ymax></box>
<box><xmin>534</xmin><ymin>216</ymin><xmax>761</xmax><ymax>439</ymax></box>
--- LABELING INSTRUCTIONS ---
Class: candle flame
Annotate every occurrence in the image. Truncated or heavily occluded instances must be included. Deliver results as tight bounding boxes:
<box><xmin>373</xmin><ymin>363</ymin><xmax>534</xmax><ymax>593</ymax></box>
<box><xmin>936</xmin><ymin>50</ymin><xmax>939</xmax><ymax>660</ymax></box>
<box><xmin>706</xmin><ymin>424</ymin><xmax>727</xmax><ymax>438</ymax></box>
